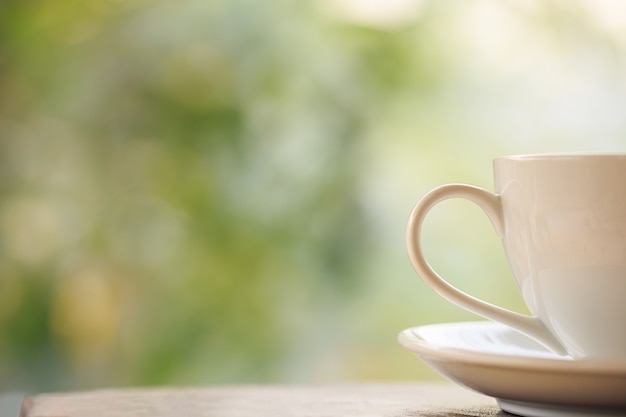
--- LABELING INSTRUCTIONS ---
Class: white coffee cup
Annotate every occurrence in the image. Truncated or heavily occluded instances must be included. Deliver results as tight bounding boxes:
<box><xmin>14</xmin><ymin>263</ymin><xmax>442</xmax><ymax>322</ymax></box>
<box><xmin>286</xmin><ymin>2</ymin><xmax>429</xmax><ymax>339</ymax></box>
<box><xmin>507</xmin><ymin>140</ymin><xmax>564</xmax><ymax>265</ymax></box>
<box><xmin>406</xmin><ymin>154</ymin><xmax>626</xmax><ymax>360</ymax></box>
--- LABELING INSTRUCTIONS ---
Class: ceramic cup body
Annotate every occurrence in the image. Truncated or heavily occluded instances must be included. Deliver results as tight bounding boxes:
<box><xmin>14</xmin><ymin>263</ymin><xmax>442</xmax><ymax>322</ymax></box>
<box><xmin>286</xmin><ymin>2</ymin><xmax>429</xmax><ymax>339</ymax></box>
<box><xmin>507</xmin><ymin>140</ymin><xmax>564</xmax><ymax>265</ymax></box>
<box><xmin>406</xmin><ymin>154</ymin><xmax>626</xmax><ymax>360</ymax></box>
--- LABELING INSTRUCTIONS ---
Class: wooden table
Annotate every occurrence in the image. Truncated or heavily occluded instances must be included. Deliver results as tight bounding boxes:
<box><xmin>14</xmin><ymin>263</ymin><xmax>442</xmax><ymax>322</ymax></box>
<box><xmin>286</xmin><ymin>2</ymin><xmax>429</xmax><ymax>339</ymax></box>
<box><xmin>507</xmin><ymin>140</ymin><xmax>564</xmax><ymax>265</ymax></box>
<box><xmin>20</xmin><ymin>383</ymin><xmax>503</xmax><ymax>417</ymax></box>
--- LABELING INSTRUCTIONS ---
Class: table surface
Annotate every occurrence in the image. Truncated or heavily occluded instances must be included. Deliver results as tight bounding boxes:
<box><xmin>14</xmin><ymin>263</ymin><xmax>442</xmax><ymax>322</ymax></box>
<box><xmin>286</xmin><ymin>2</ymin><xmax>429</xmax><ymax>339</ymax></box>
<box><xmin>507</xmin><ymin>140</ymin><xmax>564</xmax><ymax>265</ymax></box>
<box><xmin>20</xmin><ymin>383</ymin><xmax>504</xmax><ymax>417</ymax></box>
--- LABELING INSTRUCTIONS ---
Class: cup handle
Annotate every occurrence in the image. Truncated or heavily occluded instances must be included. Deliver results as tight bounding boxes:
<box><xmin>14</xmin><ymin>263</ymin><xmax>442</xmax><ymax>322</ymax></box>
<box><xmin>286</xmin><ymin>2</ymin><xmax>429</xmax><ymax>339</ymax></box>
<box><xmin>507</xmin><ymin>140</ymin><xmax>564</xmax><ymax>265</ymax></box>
<box><xmin>406</xmin><ymin>183</ymin><xmax>567</xmax><ymax>355</ymax></box>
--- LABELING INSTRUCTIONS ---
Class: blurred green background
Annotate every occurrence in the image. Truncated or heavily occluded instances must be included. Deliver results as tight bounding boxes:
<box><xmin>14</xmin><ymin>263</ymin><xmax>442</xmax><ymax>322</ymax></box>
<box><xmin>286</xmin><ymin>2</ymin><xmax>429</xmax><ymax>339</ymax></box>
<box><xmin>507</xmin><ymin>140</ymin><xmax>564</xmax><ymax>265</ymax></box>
<box><xmin>2</xmin><ymin>0</ymin><xmax>626</xmax><ymax>392</ymax></box>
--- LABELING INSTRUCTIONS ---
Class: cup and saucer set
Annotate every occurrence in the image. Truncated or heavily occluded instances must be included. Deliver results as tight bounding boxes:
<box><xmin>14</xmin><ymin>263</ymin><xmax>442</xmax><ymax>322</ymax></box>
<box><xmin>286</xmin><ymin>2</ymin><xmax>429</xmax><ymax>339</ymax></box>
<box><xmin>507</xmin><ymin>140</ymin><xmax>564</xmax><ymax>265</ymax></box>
<box><xmin>401</xmin><ymin>155</ymin><xmax>626</xmax><ymax>417</ymax></box>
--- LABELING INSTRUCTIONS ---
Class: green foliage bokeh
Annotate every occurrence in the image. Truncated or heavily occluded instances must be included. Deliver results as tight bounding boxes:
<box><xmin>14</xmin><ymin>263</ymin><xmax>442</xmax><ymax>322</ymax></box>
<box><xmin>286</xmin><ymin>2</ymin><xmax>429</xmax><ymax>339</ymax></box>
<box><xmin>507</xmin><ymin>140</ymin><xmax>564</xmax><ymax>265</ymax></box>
<box><xmin>0</xmin><ymin>0</ymin><xmax>432</xmax><ymax>390</ymax></box>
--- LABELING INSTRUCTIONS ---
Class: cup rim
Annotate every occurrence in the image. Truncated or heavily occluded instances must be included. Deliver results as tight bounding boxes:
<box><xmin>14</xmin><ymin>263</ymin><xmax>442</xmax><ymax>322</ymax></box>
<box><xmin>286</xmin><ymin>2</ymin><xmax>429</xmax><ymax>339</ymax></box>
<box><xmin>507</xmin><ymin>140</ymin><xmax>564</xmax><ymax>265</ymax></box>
<box><xmin>495</xmin><ymin>153</ymin><xmax>626</xmax><ymax>162</ymax></box>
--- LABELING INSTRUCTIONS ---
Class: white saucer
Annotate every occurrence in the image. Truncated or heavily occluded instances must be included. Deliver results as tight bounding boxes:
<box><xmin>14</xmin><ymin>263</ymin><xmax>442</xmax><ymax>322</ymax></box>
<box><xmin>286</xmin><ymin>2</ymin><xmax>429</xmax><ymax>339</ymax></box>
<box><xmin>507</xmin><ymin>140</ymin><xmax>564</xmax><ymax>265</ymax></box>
<box><xmin>398</xmin><ymin>321</ymin><xmax>626</xmax><ymax>417</ymax></box>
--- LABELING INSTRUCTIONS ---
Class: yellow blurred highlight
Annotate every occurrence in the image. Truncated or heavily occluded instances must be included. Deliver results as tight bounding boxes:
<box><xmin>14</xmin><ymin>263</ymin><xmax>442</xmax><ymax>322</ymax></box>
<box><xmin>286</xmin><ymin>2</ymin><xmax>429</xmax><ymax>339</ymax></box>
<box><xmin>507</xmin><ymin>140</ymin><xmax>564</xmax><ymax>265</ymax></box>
<box><xmin>51</xmin><ymin>262</ymin><xmax>127</xmax><ymax>370</ymax></box>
